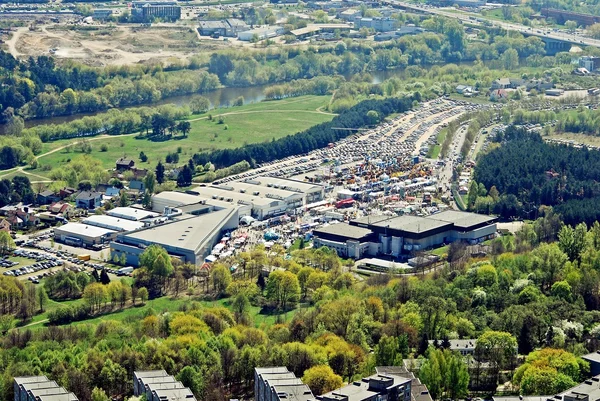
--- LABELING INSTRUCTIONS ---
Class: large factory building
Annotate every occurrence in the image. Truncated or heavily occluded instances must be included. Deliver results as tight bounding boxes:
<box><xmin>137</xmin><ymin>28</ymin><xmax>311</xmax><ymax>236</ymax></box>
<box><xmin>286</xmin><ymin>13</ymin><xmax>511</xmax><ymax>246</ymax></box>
<box><xmin>313</xmin><ymin>210</ymin><xmax>497</xmax><ymax>259</ymax></box>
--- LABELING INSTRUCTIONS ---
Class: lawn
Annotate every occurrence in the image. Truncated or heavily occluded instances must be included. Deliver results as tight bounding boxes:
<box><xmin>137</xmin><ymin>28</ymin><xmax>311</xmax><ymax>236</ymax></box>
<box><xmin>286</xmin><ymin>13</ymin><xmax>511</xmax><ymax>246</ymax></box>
<box><xmin>23</xmin><ymin>292</ymin><xmax>305</xmax><ymax>330</ymax></box>
<box><xmin>427</xmin><ymin>129</ymin><xmax>447</xmax><ymax>159</ymax></box>
<box><xmin>430</xmin><ymin>245</ymin><xmax>449</xmax><ymax>257</ymax></box>
<box><xmin>30</xmin><ymin>96</ymin><xmax>334</xmax><ymax>177</ymax></box>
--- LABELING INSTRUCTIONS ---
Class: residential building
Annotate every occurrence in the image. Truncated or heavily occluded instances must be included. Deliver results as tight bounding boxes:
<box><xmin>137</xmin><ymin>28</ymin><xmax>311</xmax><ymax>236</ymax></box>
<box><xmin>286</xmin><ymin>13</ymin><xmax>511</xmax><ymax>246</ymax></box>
<box><xmin>428</xmin><ymin>339</ymin><xmax>477</xmax><ymax>356</ymax></box>
<box><xmin>198</xmin><ymin>18</ymin><xmax>249</xmax><ymax>37</ymax></box>
<box><xmin>92</xmin><ymin>9</ymin><xmax>113</xmax><ymax>20</ymax></box>
<box><xmin>14</xmin><ymin>377</ymin><xmax>49</xmax><ymax>401</ymax></box>
<box><xmin>133</xmin><ymin>371</ymin><xmax>170</xmax><ymax>396</ymax></box>
<box><xmin>355</xmin><ymin>17</ymin><xmax>396</xmax><ymax>32</ymax></box>
<box><xmin>131</xmin><ymin>1</ymin><xmax>181</xmax><ymax>22</ymax></box>
<box><xmin>582</xmin><ymin>351</ymin><xmax>600</xmax><ymax>375</ymax></box>
<box><xmin>75</xmin><ymin>191</ymin><xmax>102</xmax><ymax>209</ymax></box>
<box><xmin>579</xmin><ymin>56</ymin><xmax>600</xmax><ymax>72</ymax></box>
<box><xmin>338</xmin><ymin>8</ymin><xmax>361</xmax><ymax>21</ymax></box>
<box><xmin>0</xmin><ymin>218</ymin><xmax>10</xmax><ymax>233</ymax></box>
<box><xmin>116</xmin><ymin>157</ymin><xmax>135</xmax><ymax>171</ymax></box>
<box><xmin>37</xmin><ymin>190</ymin><xmax>60</xmax><ymax>205</ymax></box>
<box><xmin>456</xmin><ymin>85</ymin><xmax>473</xmax><ymax>95</ymax></box>
<box><xmin>317</xmin><ymin>373</ymin><xmax>412</xmax><ymax>401</ymax></box>
<box><xmin>375</xmin><ymin>367</ymin><xmax>432</xmax><ymax>401</ymax></box>
<box><xmin>59</xmin><ymin>187</ymin><xmax>77</xmax><ymax>199</ymax></box>
<box><xmin>49</xmin><ymin>202</ymin><xmax>74</xmax><ymax>218</ymax></box>
<box><xmin>255</xmin><ymin>368</ymin><xmax>314</xmax><ymax>401</ymax></box>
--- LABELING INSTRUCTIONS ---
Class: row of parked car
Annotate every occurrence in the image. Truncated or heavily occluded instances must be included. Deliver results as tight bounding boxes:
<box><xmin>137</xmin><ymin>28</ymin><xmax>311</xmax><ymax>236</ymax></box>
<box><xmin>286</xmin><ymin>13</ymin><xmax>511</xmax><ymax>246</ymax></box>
<box><xmin>0</xmin><ymin>257</ymin><xmax>19</xmax><ymax>268</ymax></box>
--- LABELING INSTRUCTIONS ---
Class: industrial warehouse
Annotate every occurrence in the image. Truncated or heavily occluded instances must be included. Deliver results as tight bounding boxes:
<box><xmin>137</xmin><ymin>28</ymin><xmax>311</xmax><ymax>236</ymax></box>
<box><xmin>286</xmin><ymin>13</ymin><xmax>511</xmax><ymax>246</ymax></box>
<box><xmin>105</xmin><ymin>177</ymin><xmax>325</xmax><ymax>266</ymax></box>
<box><xmin>313</xmin><ymin>210</ymin><xmax>497</xmax><ymax>259</ymax></box>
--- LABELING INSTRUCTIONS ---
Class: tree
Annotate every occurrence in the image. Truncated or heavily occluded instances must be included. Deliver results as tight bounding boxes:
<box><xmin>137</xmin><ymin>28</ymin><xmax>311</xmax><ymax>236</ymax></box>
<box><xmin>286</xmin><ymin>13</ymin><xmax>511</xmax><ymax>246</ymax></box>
<box><xmin>155</xmin><ymin>161</ymin><xmax>165</xmax><ymax>184</ymax></box>
<box><xmin>143</xmin><ymin>171</ymin><xmax>156</xmax><ymax>194</ymax></box>
<box><xmin>139</xmin><ymin>245</ymin><xmax>174</xmax><ymax>295</ymax></box>
<box><xmin>501</xmin><ymin>48</ymin><xmax>519</xmax><ymax>70</ymax></box>
<box><xmin>36</xmin><ymin>286</ymin><xmax>48</xmax><ymax>313</ymax></box>
<box><xmin>138</xmin><ymin>287</ymin><xmax>149</xmax><ymax>304</ymax></box>
<box><xmin>177</xmin><ymin>121</ymin><xmax>191</xmax><ymax>137</ymax></box>
<box><xmin>177</xmin><ymin>165</ymin><xmax>193</xmax><ymax>187</ymax></box>
<box><xmin>475</xmin><ymin>331</ymin><xmax>517</xmax><ymax>386</ymax></box>
<box><xmin>587</xmin><ymin>23</ymin><xmax>600</xmax><ymax>39</ymax></box>
<box><xmin>91</xmin><ymin>387</ymin><xmax>110</xmax><ymax>401</ymax></box>
<box><xmin>366</xmin><ymin>110</ymin><xmax>379</xmax><ymax>124</ymax></box>
<box><xmin>302</xmin><ymin>365</ymin><xmax>343</xmax><ymax>395</ymax></box>
<box><xmin>190</xmin><ymin>96</ymin><xmax>211</xmax><ymax>114</ymax></box>
<box><xmin>266</xmin><ymin>270</ymin><xmax>301</xmax><ymax>311</ymax></box>
<box><xmin>558</xmin><ymin>224</ymin><xmax>586</xmax><ymax>263</ymax></box>
<box><xmin>565</xmin><ymin>20</ymin><xmax>577</xmax><ymax>31</ymax></box>
<box><xmin>139</xmin><ymin>151</ymin><xmax>148</xmax><ymax>162</ymax></box>
<box><xmin>420</xmin><ymin>348</ymin><xmax>469</xmax><ymax>400</ymax></box>
<box><xmin>210</xmin><ymin>264</ymin><xmax>232</xmax><ymax>296</ymax></box>
<box><xmin>232</xmin><ymin>293</ymin><xmax>251</xmax><ymax>324</ymax></box>
<box><xmin>0</xmin><ymin>231</ymin><xmax>15</xmax><ymax>255</ymax></box>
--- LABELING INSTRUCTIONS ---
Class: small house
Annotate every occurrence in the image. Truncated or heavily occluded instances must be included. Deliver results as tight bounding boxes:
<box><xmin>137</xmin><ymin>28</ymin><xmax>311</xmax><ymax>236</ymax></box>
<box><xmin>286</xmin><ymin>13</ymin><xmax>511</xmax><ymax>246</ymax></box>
<box><xmin>76</xmin><ymin>191</ymin><xmax>102</xmax><ymax>209</ymax></box>
<box><xmin>37</xmin><ymin>190</ymin><xmax>60</xmax><ymax>205</ymax></box>
<box><xmin>116</xmin><ymin>158</ymin><xmax>135</xmax><ymax>171</ymax></box>
<box><xmin>0</xmin><ymin>219</ymin><xmax>10</xmax><ymax>233</ymax></box>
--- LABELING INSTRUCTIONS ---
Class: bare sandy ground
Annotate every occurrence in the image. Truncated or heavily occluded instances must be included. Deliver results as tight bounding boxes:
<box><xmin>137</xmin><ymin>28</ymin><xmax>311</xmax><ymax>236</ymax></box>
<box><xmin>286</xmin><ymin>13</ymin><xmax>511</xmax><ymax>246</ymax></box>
<box><xmin>7</xmin><ymin>23</ymin><xmax>230</xmax><ymax>66</ymax></box>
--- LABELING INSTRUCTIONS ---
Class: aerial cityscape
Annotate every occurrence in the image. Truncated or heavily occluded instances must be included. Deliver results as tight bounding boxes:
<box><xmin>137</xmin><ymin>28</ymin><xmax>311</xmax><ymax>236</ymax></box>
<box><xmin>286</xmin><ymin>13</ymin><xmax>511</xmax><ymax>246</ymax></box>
<box><xmin>2</xmin><ymin>0</ymin><xmax>600</xmax><ymax>400</ymax></box>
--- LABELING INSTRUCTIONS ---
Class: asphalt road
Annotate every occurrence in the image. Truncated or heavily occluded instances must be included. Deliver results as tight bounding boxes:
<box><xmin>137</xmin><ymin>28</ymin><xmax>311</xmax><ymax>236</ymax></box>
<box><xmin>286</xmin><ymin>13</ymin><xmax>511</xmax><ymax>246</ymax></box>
<box><xmin>384</xmin><ymin>0</ymin><xmax>600</xmax><ymax>49</ymax></box>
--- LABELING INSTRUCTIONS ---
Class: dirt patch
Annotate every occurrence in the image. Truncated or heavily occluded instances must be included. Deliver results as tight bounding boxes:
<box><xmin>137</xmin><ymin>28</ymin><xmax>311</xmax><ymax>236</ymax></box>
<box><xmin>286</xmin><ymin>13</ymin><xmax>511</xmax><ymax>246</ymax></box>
<box><xmin>11</xmin><ymin>23</ymin><xmax>230</xmax><ymax>66</ymax></box>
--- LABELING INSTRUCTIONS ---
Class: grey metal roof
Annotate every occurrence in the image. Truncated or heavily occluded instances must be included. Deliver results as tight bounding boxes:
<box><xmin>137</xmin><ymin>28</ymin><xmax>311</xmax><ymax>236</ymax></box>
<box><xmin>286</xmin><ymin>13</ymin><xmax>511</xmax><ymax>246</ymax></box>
<box><xmin>372</xmin><ymin>215</ymin><xmax>451</xmax><ymax>234</ymax></box>
<box><xmin>583</xmin><ymin>351</ymin><xmax>600</xmax><ymax>363</ymax></box>
<box><xmin>429</xmin><ymin>210</ymin><xmax>496</xmax><ymax>229</ymax></box>
<box><xmin>314</xmin><ymin>223</ymin><xmax>374</xmax><ymax>240</ymax></box>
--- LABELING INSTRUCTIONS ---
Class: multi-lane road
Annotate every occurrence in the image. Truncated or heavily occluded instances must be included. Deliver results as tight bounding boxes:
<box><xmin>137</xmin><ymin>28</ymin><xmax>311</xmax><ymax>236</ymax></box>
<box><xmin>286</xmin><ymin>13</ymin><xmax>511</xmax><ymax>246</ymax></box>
<box><xmin>383</xmin><ymin>0</ymin><xmax>600</xmax><ymax>49</ymax></box>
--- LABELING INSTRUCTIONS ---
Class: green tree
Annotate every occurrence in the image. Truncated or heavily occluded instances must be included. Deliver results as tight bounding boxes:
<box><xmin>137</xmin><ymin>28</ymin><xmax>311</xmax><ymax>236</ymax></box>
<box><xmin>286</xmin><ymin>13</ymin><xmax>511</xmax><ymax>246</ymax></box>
<box><xmin>0</xmin><ymin>231</ymin><xmax>15</xmax><ymax>256</ymax></box>
<box><xmin>144</xmin><ymin>171</ymin><xmax>157</xmax><ymax>194</ymax></box>
<box><xmin>302</xmin><ymin>365</ymin><xmax>343</xmax><ymax>395</ymax></box>
<box><xmin>502</xmin><ymin>48</ymin><xmax>519</xmax><ymax>70</ymax></box>
<box><xmin>36</xmin><ymin>286</ymin><xmax>48</xmax><ymax>313</ymax></box>
<box><xmin>210</xmin><ymin>264</ymin><xmax>232</xmax><ymax>296</ymax></box>
<box><xmin>91</xmin><ymin>387</ymin><xmax>110</xmax><ymax>401</ymax></box>
<box><xmin>155</xmin><ymin>161</ymin><xmax>165</xmax><ymax>184</ymax></box>
<box><xmin>475</xmin><ymin>331</ymin><xmax>517</xmax><ymax>387</ymax></box>
<box><xmin>138</xmin><ymin>287</ymin><xmax>149</xmax><ymax>304</ymax></box>
<box><xmin>266</xmin><ymin>270</ymin><xmax>301</xmax><ymax>310</ymax></box>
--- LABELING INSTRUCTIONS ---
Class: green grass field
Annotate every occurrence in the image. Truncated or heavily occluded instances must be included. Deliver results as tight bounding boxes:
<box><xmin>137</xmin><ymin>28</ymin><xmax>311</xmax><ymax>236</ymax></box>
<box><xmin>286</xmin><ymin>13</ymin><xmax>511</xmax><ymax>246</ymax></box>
<box><xmin>30</xmin><ymin>96</ymin><xmax>333</xmax><ymax>177</ymax></box>
<box><xmin>427</xmin><ymin>129</ymin><xmax>447</xmax><ymax>159</ymax></box>
<box><xmin>22</xmin><ymin>292</ymin><xmax>303</xmax><ymax>330</ymax></box>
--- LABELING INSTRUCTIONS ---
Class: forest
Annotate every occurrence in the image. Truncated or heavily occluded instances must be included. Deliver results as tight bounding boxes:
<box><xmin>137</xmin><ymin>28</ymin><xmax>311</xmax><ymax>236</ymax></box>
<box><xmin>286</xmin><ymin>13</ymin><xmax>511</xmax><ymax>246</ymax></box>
<box><xmin>2</xmin><ymin>212</ymin><xmax>600</xmax><ymax>401</ymax></box>
<box><xmin>0</xmin><ymin>15</ymin><xmax>552</xmax><ymax>124</ymax></box>
<box><xmin>472</xmin><ymin>126</ymin><xmax>600</xmax><ymax>225</ymax></box>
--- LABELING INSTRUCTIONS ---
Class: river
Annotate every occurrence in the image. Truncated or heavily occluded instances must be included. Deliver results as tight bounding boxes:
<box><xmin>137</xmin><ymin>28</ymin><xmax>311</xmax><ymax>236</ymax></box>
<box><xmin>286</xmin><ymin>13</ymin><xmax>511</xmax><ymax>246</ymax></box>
<box><xmin>22</xmin><ymin>69</ymin><xmax>414</xmax><ymax>128</ymax></box>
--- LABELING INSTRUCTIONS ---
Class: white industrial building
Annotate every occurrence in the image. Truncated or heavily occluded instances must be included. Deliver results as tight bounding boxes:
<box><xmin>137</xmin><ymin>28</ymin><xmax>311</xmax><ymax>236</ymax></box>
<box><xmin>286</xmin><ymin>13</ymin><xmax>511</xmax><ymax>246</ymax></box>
<box><xmin>111</xmin><ymin>207</ymin><xmax>239</xmax><ymax>266</ymax></box>
<box><xmin>243</xmin><ymin>176</ymin><xmax>325</xmax><ymax>204</ymax></box>
<box><xmin>54</xmin><ymin>223</ymin><xmax>116</xmax><ymax>247</ymax></box>
<box><xmin>83</xmin><ymin>215</ymin><xmax>145</xmax><ymax>232</ymax></box>
<box><xmin>106</xmin><ymin>207</ymin><xmax>159</xmax><ymax>221</ymax></box>
<box><xmin>238</xmin><ymin>26</ymin><xmax>284</xmax><ymax>41</ymax></box>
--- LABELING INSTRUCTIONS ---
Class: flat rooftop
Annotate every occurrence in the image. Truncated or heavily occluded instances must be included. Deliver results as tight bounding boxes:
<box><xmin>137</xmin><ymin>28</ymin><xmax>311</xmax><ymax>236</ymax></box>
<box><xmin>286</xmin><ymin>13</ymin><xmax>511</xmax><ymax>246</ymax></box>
<box><xmin>430</xmin><ymin>210</ymin><xmax>496</xmax><ymax>229</ymax></box>
<box><xmin>152</xmin><ymin>191</ymin><xmax>208</xmax><ymax>208</ymax></box>
<box><xmin>37</xmin><ymin>393</ymin><xmax>78</xmax><ymax>401</ymax></box>
<box><xmin>291</xmin><ymin>26</ymin><xmax>321</xmax><ymax>35</ymax></box>
<box><xmin>220</xmin><ymin>181</ymin><xmax>302</xmax><ymax>201</ymax></box>
<box><xmin>314</xmin><ymin>223</ymin><xmax>374</xmax><ymax>240</ymax></box>
<box><xmin>582</xmin><ymin>351</ymin><xmax>600</xmax><ymax>363</ymax></box>
<box><xmin>54</xmin><ymin>223</ymin><xmax>116</xmax><ymax>238</ymax></box>
<box><xmin>255</xmin><ymin>367</ymin><xmax>290</xmax><ymax>374</ymax></box>
<box><xmin>123</xmin><ymin>208</ymin><xmax>236</xmax><ymax>252</ymax></box>
<box><xmin>253</xmin><ymin>176</ymin><xmax>324</xmax><ymax>194</ymax></box>
<box><xmin>319</xmin><ymin>374</ymin><xmax>411</xmax><ymax>401</ymax></box>
<box><xmin>134</xmin><ymin>370</ymin><xmax>169</xmax><ymax>378</ymax></box>
<box><xmin>373</xmin><ymin>215</ymin><xmax>451</xmax><ymax>234</ymax></box>
<box><xmin>351</xmin><ymin>215</ymin><xmax>395</xmax><ymax>226</ymax></box>
<box><xmin>107</xmin><ymin>207</ymin><xmax>159</xmax><ymax>221</ymax></box>
<box><xmin>83</xmin><ymin>215</ymin><xmax>144</xmax><ymax>232</ymax></box>
<box><xmin>14</xmin><ymin>376</ymin><xmax>49</xmax><ymax>385</ymax></box>
<box><xmin>192</xmin><ymin>186</ymin><xmax>282</xmax><ymax>207</ymax></box>
<box><xmin>271</xmin><ymin>383</ymin><xmax>314</xmax><ymax>401</ymax></box>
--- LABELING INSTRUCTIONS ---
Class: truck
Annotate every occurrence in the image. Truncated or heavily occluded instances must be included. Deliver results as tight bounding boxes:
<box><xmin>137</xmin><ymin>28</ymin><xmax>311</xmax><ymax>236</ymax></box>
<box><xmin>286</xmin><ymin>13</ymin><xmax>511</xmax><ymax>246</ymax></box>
<box><xmin>335</xmin><ymin>198</ymin><xmax>355</xmax><ymax>209</ymax></box>
<box><xmin>117</xmin><ymin>266</ymin><xmax>133</xmax><ymax>276</ymax></box>
<box><xmin>77</xmin><ymin>254</ymin><xmax>91</xmax><ymax>261</ymax></box>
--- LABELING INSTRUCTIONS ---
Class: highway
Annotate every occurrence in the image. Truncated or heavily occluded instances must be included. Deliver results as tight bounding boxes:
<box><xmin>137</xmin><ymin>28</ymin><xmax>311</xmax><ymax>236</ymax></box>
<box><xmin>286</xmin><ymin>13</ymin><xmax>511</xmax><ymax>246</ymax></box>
<box><xmin>383</xmin><ymin>0</ymin><xmax>600</xmax><ymax>49</ymax></box>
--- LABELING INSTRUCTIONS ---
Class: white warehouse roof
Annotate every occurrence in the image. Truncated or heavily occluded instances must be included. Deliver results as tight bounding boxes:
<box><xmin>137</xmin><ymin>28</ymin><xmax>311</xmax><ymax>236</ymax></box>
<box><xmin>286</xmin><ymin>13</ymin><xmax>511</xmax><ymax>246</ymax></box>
<box><xmin>54</xmin><ymin>223</ymin><xmax>116</xmax><ymax>238</ymax></box>
<box><xmin>83</xmin><ymin>215</ymin><xmax>145</xmax><ymax>232</ymax></box>
<box><xmin>107</xmin><ymin>207</ymin><xmax>159</xmax><ymax>221</ymax></box>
